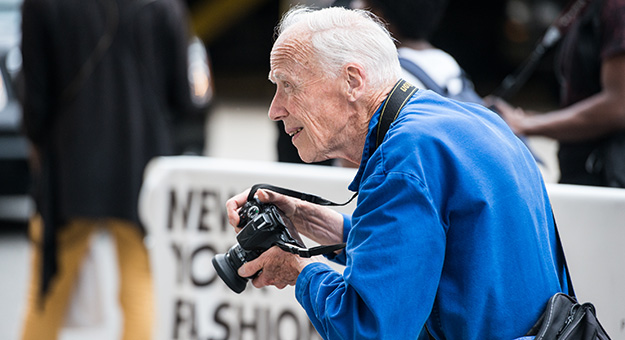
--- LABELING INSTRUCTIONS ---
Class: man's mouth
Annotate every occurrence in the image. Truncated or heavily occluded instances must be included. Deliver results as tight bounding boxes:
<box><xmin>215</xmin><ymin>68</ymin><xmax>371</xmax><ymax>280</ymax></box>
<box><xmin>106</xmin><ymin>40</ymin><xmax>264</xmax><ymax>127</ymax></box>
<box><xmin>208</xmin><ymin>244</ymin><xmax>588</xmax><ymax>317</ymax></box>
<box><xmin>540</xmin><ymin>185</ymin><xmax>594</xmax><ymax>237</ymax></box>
<box><xmin>289</xmin><ymin>127</ymin><xmax>303</xmax><ymax>137</ymax></box>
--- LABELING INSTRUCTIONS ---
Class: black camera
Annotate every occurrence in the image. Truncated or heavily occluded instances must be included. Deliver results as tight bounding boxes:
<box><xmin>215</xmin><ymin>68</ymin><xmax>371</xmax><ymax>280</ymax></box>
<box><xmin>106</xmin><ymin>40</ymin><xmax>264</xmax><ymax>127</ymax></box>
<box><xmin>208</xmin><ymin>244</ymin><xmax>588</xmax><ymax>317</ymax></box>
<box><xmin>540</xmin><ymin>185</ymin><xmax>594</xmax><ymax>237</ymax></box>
<box><xmin>212</xmin><ymin>198</ymin><xmax>305</xmax><ymax>293</ymax></box>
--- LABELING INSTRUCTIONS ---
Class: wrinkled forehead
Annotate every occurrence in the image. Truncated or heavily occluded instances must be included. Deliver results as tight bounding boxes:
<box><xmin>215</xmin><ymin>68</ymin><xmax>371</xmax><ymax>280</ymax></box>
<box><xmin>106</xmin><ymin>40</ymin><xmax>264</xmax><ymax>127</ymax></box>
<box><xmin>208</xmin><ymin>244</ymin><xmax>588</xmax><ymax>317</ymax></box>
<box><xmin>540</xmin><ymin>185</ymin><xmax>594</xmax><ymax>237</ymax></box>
<box><xmin>269</xmin><ymin>27</ymin><xmax>317</xmax><ymax>81</ymax></box>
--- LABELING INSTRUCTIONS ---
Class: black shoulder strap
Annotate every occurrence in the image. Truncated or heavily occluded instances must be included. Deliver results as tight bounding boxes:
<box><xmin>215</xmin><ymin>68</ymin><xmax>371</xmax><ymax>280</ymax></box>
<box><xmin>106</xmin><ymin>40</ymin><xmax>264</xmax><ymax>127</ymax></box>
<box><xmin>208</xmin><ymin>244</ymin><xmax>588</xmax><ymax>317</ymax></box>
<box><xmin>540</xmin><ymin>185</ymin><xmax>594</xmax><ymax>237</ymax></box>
<box><xmin>552</xmin><ymin>211</ymin><xmax>576</xmax><ymax>298</ymax></box>
<box><xmin>399</xmin><ymin>58</ymin><xmax>446</xmax><ymax>95</ymax></box>
<box><xmin>375</xmin><ymin>79</ymin><xmax>418</xmax><ymax>150</ymax></box>
<box><xmin>400</xmin><ymin>57</ymin><xmax>484</xmax><ymax>105</ymax></box>
<box><xmin>61</xmin><ymin>0</ymin><xmax>120</xmax><ymax>105</ymax></box>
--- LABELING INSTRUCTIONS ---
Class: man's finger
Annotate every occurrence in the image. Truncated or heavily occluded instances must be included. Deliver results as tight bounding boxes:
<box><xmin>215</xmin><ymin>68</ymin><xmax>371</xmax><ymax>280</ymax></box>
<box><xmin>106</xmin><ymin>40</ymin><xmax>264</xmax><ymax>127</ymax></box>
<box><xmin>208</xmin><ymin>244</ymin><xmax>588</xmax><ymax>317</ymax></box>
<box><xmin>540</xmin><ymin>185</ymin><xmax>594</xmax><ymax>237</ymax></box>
<box><xmin>238</xmin><ymin>260</ymin><xmax>262</xmax><ymax>278</ymax></box>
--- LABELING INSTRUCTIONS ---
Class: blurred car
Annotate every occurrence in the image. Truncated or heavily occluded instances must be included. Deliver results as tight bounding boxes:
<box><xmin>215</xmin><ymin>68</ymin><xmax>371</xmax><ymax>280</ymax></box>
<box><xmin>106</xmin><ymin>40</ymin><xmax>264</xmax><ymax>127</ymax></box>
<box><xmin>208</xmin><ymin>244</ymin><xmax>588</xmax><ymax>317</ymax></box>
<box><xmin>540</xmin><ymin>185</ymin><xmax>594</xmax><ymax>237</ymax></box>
<box><xmin>0</xmin><ymin>0</ymin><xmax>32</xmax><ymax>228</ymax></box>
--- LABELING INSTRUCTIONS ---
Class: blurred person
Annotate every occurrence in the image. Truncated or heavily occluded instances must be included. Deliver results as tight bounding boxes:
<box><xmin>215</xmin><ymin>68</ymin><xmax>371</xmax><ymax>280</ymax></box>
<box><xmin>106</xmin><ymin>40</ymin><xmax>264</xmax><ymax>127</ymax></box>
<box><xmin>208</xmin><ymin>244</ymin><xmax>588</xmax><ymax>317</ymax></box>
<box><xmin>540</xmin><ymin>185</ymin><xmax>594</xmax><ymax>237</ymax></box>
<box><xmin>225</xmin><ymin>6</ymin><xmax>569</xmax><ymax>339</ymax></box>
<box><xmin>487</xmin><ymin>0</ymin><xmax>625</xmax><ymax>188</ymax></box>
<box><xmin>19</xmin><ymin>0</ymin><xmax>204</xmax><ymax>339</ymax></box>
<box><xmin>355</xmin><ymin>0</ymin><xmax>483</xmax><ymax>104</ymax></box>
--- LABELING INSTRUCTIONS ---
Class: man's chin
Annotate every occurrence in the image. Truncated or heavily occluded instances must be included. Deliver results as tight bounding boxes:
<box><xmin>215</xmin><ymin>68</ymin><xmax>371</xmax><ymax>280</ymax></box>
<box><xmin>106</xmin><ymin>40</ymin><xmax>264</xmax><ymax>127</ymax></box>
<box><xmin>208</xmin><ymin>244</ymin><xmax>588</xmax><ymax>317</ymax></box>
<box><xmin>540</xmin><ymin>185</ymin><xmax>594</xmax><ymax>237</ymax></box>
<box><xmin>295</xmin><ymin>143</ymin><xmax>329</xmax><ymax>163</ymax></box>
<box><xmin>299</xmin><ymin>155</ymin><xmax>315</xmax><ymax>163</ymax></box>
<box><xmin>297</xmin><ymin>151</ymin><xmax>321</xmax><ymax>164</ymax></box>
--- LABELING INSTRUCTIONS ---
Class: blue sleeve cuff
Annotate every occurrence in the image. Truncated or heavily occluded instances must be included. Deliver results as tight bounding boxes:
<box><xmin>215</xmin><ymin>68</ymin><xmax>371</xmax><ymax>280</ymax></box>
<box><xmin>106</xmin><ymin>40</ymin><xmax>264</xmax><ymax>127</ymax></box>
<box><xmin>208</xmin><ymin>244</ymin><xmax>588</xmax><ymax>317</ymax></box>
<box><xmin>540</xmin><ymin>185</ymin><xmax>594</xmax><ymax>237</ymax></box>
<box><xmin>341</xmin><ymin>213</ymin><xmax>352</xmax><ymax>242</ymax></box>
<box><xmin>295</xmin><ymin>262</ymin><xmax>334</xmax><ymax>305</ymax></box>
<box><xmin>323</xmin><ymin>213</ymin><xmax>351</xmax><ymax>265</ymax></box>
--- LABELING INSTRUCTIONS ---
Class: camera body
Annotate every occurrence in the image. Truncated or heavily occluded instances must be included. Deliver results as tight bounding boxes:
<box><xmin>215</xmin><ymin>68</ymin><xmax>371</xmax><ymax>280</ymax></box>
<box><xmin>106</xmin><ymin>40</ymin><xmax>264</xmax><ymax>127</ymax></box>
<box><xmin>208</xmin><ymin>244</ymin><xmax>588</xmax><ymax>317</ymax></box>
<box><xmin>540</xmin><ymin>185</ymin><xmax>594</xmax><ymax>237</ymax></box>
<box><xmin>212</xmin><ymin>198</ymin><xmax>304</xmax><ymax>293</ymax></box>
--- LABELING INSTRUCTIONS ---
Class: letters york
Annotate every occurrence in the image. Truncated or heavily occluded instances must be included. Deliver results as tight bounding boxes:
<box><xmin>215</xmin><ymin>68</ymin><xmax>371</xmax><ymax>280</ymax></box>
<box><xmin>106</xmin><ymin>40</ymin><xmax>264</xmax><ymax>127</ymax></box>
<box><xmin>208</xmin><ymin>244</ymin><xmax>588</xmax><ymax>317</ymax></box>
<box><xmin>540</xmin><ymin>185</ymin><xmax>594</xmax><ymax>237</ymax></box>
<box><xmin>160</xmin><ymin>186</ymin><xmax>322</xmax><ymax>340</ymax></box>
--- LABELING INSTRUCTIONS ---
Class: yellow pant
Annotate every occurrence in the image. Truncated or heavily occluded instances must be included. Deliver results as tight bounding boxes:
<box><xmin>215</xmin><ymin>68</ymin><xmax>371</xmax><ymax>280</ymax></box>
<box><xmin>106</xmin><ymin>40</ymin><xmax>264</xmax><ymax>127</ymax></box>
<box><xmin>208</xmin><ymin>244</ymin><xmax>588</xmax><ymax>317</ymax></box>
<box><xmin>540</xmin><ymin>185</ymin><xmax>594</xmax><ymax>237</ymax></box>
<box><xmin>20</xmin><ymin>216</ymin><xmax>154</xmax><ymax>340</ymax></box>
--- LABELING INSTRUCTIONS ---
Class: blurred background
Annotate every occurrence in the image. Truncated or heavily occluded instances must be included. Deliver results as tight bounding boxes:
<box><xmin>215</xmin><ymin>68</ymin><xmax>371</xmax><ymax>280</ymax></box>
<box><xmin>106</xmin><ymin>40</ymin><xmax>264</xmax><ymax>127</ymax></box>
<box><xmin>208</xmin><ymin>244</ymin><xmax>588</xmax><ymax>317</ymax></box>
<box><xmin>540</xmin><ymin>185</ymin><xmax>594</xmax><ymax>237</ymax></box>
<box><xmin>1</xmin><ymin>0</ymin><xmax>568</xmax><ymax>227</ymax></box>
<box><xmin>198</xmin><ymin>0</ymin><xmax>565</xmax><ymax>106</ymax></box>
<box><xmin>1</xmin><ymin>0</ymin><xmax>566</xmax><ymax>338</ymax></box>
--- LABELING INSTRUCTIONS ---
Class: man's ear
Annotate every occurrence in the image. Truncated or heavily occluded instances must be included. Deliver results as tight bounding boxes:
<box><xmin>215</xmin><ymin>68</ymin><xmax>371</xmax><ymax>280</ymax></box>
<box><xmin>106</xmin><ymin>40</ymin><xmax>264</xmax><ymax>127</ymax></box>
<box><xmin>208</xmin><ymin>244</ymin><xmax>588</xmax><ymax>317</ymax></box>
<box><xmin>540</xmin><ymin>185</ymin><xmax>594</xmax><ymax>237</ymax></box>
<box><xmin>345</xmin><ymin>64</ymin><xmax>366</xmax><ymax>102</ymax></box>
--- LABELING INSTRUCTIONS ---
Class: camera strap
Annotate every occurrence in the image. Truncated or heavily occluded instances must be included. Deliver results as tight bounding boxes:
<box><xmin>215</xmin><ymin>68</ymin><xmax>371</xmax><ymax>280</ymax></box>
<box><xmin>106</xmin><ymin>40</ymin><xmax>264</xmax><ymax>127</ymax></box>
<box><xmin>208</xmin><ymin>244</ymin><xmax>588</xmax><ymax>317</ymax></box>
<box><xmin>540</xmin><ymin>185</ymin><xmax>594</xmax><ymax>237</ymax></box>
<box><xmin>375</xmin><ymin>79</ymin><xmax>418</xmax><ymax>150</ymax></box>
<box><xmin>277</xmin><ymin>242</ymin><xmax>348</xmax><ymax>258</ymax></box>
<box><xmin>247</xmin><ymin>183</ymin><xmax>357</xmax><ymax>257</ymax></box>
<box><xmin>247</xmin><ymin>183</ymin><xmax>357</xmax><ymax>206</ymax></box>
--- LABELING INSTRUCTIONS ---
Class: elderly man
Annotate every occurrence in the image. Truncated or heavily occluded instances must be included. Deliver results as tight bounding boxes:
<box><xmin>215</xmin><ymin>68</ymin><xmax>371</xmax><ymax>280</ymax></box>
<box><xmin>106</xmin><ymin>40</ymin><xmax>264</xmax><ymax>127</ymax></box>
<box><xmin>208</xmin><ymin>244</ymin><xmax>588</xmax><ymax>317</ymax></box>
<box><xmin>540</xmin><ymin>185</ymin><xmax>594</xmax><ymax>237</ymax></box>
<box><xmin>226</xmin><ymin>6</ymin><xmax>568</xmax><ymax>339</ymax></box>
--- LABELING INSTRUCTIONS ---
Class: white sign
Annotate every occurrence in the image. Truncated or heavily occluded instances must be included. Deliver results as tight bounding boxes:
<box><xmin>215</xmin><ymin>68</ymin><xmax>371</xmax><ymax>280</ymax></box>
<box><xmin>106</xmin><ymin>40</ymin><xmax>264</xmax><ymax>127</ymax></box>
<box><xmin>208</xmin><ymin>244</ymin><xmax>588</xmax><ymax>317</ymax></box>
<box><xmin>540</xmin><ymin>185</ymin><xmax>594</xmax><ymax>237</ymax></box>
<box><xmin>139</xmin><ymin>156</ymin><xmax>625</xmax><ymax>339</ymax></box>
<box><xmin>139</xmin><ymin>157</ymin><xmax>357</xmax><ymax>340</ymax></box>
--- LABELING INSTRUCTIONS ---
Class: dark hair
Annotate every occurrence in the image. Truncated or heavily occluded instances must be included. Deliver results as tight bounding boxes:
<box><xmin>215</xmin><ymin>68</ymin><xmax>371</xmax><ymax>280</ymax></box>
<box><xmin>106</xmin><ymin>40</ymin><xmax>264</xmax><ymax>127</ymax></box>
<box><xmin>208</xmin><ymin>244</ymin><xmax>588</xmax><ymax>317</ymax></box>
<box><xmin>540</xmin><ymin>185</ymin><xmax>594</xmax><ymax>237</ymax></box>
<box><xmin>367</xmin><ymin>0</ymin><xmax>449</xmax><ymax>40</ymax></box>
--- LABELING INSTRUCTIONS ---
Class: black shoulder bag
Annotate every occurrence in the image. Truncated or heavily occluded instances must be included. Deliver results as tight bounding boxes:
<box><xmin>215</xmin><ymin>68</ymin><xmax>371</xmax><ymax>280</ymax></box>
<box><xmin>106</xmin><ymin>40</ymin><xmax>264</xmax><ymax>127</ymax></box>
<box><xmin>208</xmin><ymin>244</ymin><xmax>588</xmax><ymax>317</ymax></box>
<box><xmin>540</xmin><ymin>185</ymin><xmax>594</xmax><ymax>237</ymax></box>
<box><xmin>522</xmin><ymin>216</ymin><xmax>612</xmax><ymax>339</ymax></box>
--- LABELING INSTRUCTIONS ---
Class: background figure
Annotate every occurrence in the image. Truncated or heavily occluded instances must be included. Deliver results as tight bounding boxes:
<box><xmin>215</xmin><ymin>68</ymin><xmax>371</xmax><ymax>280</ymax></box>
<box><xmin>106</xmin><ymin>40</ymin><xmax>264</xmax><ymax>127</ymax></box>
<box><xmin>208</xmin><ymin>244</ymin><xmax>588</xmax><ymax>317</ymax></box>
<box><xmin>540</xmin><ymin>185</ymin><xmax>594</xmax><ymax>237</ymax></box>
<box><xmin>19</xmin><ymin>0</ymin><xmax>206</xmax><ymax>339</ymax></box>
<box><xmin>488</xmin><ymin>0</ymin><xmax>625</xmax><ymax>188</ymax></box>
<box><xmin>356</xmin><ymin>0</ymin><xmax>483</xmax><ymax>104</ymax></box>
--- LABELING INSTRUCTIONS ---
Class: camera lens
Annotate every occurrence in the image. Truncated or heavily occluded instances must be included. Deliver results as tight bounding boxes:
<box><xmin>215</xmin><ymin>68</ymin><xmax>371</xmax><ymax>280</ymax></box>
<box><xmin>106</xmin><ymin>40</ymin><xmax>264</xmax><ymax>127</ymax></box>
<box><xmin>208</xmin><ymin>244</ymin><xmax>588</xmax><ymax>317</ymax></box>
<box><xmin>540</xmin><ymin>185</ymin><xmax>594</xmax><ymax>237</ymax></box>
<box><xmin>212</xmin><ymin>245</ymin><xmax>249</xmax><ymax>293</ymax></box>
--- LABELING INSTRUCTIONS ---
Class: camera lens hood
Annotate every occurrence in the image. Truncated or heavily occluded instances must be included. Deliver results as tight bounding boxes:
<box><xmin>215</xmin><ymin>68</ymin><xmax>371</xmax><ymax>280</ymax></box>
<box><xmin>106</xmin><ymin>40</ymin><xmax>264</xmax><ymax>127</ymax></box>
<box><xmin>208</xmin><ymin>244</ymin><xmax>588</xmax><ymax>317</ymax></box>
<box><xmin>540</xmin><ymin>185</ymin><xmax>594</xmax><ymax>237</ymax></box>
<box><xmin>212</xmin><ymin>254</ymin><xmax>248</xmax><ymax>294</ymax></box>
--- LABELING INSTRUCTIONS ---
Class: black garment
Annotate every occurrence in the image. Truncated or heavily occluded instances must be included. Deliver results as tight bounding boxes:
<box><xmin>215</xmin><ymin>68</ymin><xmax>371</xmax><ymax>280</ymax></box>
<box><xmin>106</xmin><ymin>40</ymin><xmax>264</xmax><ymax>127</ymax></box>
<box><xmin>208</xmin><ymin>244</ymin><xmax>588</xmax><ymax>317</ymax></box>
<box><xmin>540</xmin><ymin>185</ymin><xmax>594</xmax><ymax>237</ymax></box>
<box><xmin>21</xmin><ymin>0</ymin><xmax>201</xmax><ymax>295</ymax></box>
<box><xmin>22</xmin><ymin>0</ymin><xmax>200</xmax><ymax>225</ymax></box>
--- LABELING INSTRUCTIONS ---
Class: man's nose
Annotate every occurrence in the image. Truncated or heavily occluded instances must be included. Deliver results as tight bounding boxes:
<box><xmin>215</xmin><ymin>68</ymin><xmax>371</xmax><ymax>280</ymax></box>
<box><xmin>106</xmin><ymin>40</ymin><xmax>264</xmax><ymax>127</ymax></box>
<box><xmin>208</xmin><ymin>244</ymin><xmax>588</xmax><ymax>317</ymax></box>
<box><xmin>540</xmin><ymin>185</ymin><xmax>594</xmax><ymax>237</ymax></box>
<box><xmin>268</xmin><ymin>94</ymin><xmax>287</xmax><ymax>121</ymax></box>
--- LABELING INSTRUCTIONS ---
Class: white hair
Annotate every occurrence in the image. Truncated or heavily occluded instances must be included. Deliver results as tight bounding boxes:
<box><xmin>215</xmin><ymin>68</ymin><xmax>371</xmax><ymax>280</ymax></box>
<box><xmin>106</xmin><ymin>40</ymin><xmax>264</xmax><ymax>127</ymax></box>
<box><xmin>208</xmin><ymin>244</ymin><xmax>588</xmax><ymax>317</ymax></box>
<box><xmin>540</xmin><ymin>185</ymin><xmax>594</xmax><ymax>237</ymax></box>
<box><xmin>276</xmin><ymin>6</ymin><xmax>401</xmax><ymax>89</ymax></box>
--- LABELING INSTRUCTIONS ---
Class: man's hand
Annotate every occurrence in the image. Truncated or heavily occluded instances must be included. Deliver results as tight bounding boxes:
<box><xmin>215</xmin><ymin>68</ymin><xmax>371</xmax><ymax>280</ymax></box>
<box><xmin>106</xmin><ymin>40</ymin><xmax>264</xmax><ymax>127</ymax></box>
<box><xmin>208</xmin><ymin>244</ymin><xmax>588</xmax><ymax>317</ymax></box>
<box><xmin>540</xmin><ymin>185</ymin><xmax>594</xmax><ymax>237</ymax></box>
<box><xmin>238</xmin><ymin>246</ymin><xmax>319</xmax><ymax>289</ymax></box>
<box><xmin>226</xmin><ymin>188</ymin><xmax>299</xmax><ymax>232</ymax></box>
<box><xmin>226</xmin><ymin>186</ymin><xmax>345</xmax><ymax>249</ymax></box>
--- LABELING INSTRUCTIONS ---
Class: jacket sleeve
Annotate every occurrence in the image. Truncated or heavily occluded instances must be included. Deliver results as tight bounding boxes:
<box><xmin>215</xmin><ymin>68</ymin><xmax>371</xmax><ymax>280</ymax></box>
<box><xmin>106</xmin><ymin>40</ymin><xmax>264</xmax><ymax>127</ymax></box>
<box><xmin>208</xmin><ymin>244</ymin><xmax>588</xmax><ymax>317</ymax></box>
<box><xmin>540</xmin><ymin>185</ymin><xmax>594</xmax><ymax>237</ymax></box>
<box><xmin>324</xmin><ymin>213</ymin><xmax>352</xmax><ymax>266</ymax></box>
<box><xmin>295</xmin><ymin>173</ymin><xmax>446</xmax><ymax>339</ymax></box>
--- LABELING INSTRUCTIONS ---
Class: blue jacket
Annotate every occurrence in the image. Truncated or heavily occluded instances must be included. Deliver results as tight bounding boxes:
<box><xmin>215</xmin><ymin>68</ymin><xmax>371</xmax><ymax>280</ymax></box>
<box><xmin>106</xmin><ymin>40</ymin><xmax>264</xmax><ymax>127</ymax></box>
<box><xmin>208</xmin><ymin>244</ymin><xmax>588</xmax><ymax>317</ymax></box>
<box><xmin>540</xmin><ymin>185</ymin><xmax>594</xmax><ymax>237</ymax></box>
<box><xmin>295</xmin><ymin>89</ymin><xmax>568</xmax><ymax>339</ymax></box>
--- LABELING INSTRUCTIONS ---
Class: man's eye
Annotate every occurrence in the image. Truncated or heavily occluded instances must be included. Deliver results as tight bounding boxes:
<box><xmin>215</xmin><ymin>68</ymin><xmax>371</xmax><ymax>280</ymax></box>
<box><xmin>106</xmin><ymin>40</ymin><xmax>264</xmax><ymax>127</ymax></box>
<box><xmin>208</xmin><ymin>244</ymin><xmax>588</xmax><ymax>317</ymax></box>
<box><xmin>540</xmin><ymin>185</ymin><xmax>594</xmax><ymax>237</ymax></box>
<box><xmin>283</xmin><ymin>81</ymin><xmax>291</xmax><ymax>88</ymax></box>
